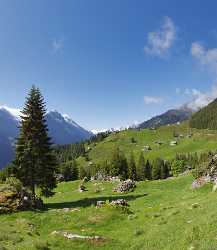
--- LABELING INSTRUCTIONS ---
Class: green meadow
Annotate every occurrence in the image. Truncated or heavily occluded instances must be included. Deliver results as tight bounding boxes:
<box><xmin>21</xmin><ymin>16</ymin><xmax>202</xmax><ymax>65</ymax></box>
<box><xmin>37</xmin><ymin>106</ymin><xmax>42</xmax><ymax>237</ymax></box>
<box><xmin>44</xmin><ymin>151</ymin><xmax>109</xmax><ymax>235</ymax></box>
<box><xmin>2</xmin><ymin>123</ymin><xmax>217</xmax><ymax>250</ymax></box>
<box><xmin>1</xmin><ymin>175</ymin><xmax>217</xmax><ymax>250</ymax></box>
<box><xmin>79</xmin><ymin>123</ymin><xmax>217</xmax><ymax>166</ymax></box>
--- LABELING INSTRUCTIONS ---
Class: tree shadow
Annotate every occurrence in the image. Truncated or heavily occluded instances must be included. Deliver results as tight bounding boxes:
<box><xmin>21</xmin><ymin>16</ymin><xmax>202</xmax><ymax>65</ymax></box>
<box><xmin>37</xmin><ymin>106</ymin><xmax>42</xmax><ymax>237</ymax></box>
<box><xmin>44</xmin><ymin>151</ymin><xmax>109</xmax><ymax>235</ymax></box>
<box><xmin>44</xmin><ymin>193</ymin><xmax>148</xmax><ymax>210</ymax></box>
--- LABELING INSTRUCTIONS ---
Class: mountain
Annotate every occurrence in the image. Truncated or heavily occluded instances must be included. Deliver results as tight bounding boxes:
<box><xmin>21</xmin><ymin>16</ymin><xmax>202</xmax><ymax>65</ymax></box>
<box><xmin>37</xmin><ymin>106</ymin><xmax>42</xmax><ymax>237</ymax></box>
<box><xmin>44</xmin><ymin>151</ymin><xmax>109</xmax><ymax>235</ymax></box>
<box><xmin>189</xmin><ymin>98</ymin><xmax>217</xmax><ymax>130</ymax></box>
<box><xmin>138</xmin><ymin>108</ymin><xmax>193</xmax><ymax>129</ymax></box>
<box><xmin>46</xmin><ymin>111</ymin><xmax>93</xmax><ymax>144</ymax></box>
<box><xmin>0</xmin><ymin>107</ymin><xmax>93</xmax><ymax>169</ymax></box>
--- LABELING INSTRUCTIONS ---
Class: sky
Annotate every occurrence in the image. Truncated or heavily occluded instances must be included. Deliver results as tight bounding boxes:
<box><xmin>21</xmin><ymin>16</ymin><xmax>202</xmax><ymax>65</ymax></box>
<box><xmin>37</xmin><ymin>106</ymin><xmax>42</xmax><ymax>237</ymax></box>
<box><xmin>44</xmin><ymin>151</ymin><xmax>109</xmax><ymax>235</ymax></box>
<box><xmin>1</xmin><ymin>1</ymin><xmax>217</xmax><ymax>131</ymax></box>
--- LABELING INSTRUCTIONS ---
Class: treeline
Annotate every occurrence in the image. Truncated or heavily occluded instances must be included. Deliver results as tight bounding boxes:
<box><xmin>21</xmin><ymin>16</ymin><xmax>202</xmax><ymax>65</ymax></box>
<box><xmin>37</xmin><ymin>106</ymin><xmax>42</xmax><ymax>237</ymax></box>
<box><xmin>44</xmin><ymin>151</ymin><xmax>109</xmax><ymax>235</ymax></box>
<box><xmin>189</xmin><ymin>98</ymin><xmax>217</xmax><ymax>129</ymax></box>
<box><xmin>1</xmin><ymin>146</ymin><xmax>214</xmax><ymax>184</ymax></box>
<box><xmin>86</xmin><ymin>131</ymin><xmax>112</xmax><ymax>144</ymax></box>
<box><xmin>79</xmin><ymin>149</ymin><xmax>214</xmax><ymax>181</ymax></box>
<box><xmin>78</xmin><ymin>148</ymin><xmax>170</xmax><ymax>181</ymax></box>
<box><xmin>54</xmin><ymin>143</ymin><xmax>86</xmax><ymax>163</ymax></box>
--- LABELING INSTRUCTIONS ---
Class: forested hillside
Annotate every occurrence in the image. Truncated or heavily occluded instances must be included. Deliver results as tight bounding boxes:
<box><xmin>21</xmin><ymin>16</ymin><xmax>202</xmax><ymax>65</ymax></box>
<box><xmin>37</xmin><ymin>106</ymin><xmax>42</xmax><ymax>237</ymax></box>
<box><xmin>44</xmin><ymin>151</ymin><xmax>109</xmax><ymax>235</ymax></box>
<box><xmin>189</xmin><ymin>99</ymin><xmax>217</xmax><ymax>130</ymax></box>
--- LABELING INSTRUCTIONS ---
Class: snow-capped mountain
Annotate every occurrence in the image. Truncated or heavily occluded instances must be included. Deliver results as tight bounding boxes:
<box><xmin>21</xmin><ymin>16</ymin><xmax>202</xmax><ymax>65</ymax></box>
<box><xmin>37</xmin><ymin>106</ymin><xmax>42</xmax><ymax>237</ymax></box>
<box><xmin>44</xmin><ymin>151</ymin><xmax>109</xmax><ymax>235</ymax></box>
<box><xmin>46</xmin><ymin>111</ymin><xmax>93</xmax><ymax>145</ymax></box>
<box><xmin>0</xmin><ymin>106</ymin><xmax>93</xmax><ymax>169</ymax></box>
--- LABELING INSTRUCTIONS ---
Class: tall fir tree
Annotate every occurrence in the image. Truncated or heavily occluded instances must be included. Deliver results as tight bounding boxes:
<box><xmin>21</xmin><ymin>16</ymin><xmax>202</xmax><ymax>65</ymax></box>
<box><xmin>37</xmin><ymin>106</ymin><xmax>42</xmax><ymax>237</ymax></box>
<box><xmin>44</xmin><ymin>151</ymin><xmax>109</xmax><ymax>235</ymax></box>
<box><xmin>152</xmin><ymin>158</ymin><xmax>162</xmax><ymax>180</ymax></box>
<box><xmin>137</xmin><ymin>152</ymin><xmax>146</xmax><ymax>180</ymax></box>
<box><xmin>110</xmin><ymin>147</ymin><xmax>128</xmax><ymax>180</ymax></box>
<box><xmin>60</xmin><ymin>160</ymin><xmax>78</xmax><ymax>181</ymax></box>
<box><xmin>128</xmin><ymin>152</ymin><xmax>137</xmax><ymax>180</ymax></box>
<box><xmin>160</xmin><ymin>161</ymin><xmax>170</xmax><ymax>179</ymax></box>
<box><xmin>145</xmin><ymin>160</ymin><xmax>152</xmax><ymax>180</ymax></box>
<box><xmin>14</xmin><ymin>86</ymin><xmax>57</xmax><ymax>198</ymax></box>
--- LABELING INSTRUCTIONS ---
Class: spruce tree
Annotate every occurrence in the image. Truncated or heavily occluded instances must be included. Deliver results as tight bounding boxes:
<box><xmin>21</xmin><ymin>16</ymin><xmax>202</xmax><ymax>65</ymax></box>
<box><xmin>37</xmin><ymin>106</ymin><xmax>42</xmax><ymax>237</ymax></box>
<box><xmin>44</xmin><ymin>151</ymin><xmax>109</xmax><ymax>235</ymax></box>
<box><xmin>60</xmin><ymin>160</ymin><xmax>78</xmax><ymax>181</ymax></box>
<box><xmin>14</xmin><ymin>86</ymin><xmax>57</xmax><ymax>198</ymax></box>
<box><xmin>160</xmin><ymin>161</ymin><xmax>170</xmax><ymax>179</ymax></box>
<box><xmin>128</xmin><ymin>152</ymin><xmax>137</xmax><ymax>180</ymax></box>
<box><xmin>137</xmin><ymin>152</ymin><xmax>146</xmax><ymax>180</ymax></box>
<box><xmin>110</xmin><ymin>147</ymin><xmax>128</xmax><ymax>180</ymax></box>
<box><xmin>152</xmin><ymin>158</ymin><xmax>162</xmax><ymax>180</ymax></box>
<box><xmin>145</xmin><ymin>160</ymin><xmax>152</xmax><ymax>180</ymax></box>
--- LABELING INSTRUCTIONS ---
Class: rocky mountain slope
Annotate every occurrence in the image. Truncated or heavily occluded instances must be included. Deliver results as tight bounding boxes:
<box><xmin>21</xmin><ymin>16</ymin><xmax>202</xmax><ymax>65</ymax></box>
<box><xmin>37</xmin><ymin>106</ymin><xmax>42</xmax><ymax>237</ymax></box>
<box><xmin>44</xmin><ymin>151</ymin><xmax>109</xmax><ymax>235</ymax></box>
<box><xmin>138</xmin><ymin>108</ymin><xmax>193</xmax><ymax>129</ymax></box>
<box><xmin>0</xmin><ymin>107</ymin><xmax>92</xmax><ymax>168</ymax></box>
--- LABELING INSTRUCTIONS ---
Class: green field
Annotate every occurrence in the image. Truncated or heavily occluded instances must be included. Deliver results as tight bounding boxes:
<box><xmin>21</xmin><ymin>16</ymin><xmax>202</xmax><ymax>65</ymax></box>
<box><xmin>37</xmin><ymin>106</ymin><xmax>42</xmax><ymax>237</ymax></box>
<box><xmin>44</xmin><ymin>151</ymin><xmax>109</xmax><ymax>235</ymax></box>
<box><xmin>78</xmin><ymin>123</ymin><xmax>217</xmax><ymax>167</ymax></box>
<box><xmin>1</xmin><ymin>175</ymin><xmax>217</xmax><ymax>250</ymax></box>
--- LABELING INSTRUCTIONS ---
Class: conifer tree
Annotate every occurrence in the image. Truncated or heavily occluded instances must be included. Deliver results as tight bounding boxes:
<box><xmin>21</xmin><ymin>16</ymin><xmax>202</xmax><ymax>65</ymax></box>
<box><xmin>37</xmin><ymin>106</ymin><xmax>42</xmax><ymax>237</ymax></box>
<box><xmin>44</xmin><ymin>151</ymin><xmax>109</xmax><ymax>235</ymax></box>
<box><xmin>137</xmin><ymin>152</ymin><xmax>146</xmax><ymax>180</ymax></box>
<box><xmin>145</xmin><ymin>160</ymin><xmax>152</xmax><ymax>180</ymax></box>
<box><xmin>160</xmin><ymin>161</ymin><xmax>170</xmax><ymax>179</ymax></box>
<box><xmin>128</xmin><ymin>152</ymin><xmax>137</xmax><ymax>180</ymax></box>
<box><xmin>60</xmin><ymin>160</ymin><xmax>78</xmax><ymax>181</ymax></box>
<box><xmin>14</xmin><ymin>86</ymin><xmax>57</xmax><ymax>198</ymax></box>
<box><xmin>110</xmin><ymin>147</ymin><xmax>128</xmax><ymax>180</ymax></box>
<box><xmin>152</xmin><ymin>158</ymin><xmax>162</xmax><ymax>180</ymax></box>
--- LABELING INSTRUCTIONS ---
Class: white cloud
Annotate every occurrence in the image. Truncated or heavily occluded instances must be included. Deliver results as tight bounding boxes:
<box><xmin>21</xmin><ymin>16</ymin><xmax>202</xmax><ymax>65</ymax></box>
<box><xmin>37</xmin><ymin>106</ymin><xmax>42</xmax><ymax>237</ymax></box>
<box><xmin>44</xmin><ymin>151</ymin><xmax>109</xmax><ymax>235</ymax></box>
<box><xmin>144</xmin><ymin>16</ymin><xmax>176</xmax><ymax>56</ymax></box>
<box><xmin>191</xmin><ymin>42</ymin><xmax>217</xmax><ymax>73</ymax></box>
<box><xmin>183</xmin><ymin>85</ymin><xmax>217</xmax><ymax>110</ymax></box>
<box><xmin>144</xmin><ymin>96</ymin><xmax>163</xmax><ymax>104</ymax></box>
<box><xmin>52</xmin><ymin>38</ymin><xmax>64</xmax><ymax>53</ymax></box>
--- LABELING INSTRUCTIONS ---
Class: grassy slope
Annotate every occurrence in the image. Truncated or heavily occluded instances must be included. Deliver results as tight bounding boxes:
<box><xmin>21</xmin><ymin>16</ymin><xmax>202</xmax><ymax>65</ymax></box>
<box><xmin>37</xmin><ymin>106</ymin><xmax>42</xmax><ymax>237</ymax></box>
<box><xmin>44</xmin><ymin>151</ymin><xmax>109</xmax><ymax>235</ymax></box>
<box><xmin>1</xmin><ymin>176</ymin><xmax>217</xmax><ymax>250</ymax></box>
<box><xmin>78</xmin><ymin>122</ymin><xmax>217</xmax><ymax>167</ymax></box>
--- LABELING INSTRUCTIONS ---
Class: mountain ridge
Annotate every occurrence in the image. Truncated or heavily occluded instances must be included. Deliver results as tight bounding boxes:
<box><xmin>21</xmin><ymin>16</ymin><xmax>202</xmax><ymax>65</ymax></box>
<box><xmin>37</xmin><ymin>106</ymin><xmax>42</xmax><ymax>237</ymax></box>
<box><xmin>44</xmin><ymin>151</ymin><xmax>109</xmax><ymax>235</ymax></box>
<box><xmin>137</xmin><ymin>108</ymin><xmax>193</xmax><ymax>129</ymax></box>
<box><xmin>0</xmin><ymin>106</ymin><xmax>93</xmax><ymax>168</ymax></box>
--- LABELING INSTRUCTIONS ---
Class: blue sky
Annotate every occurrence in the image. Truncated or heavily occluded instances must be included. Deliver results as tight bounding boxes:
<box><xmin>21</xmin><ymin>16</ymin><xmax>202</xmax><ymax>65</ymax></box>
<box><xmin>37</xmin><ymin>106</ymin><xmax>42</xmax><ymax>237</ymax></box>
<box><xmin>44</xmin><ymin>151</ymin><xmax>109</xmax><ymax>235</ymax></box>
<box><xmin>1</xmin><ymin>0</ymin><xmax>217</xmax><ymax>130</ymax></box>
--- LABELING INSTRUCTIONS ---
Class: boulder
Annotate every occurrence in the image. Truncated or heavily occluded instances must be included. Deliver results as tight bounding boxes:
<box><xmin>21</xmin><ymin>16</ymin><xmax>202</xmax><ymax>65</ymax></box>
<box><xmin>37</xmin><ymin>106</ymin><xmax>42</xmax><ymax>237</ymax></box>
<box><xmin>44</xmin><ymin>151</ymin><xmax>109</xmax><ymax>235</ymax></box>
<box><xmin>0</xmin><ymin>185</ymin><xmax>43</xmax><ymax>213</ymax></box>
<box><xmin>96</xmin><ymin>201</ymin><xmax>106</xmax><ymax>208</ymax></box>
<box><xmin>192</xmin><ymin>154</ymin><xmax>217</xmax><ymax>189</ymax></box>
<box><xmin>0</xmin><ymin>186</ymin><xmax>19</xmax><ymax>213</ymax></box>
<box><xmin>113</xmin><ymin>179</ymin><xmax>136</xmax><ymax>193</ymax></box>
<box><xmin>51</xmin><ymin>231</ymin><xmax>105</xmax><ymax>241</ymax></box>
<box><xmin>55</xmin><ymin>174</ymin><xmax>64</xmax><ymax>182</ymax></box>
<box><xmin>170</xmin><ymin>141</ymin><xmax>177</xmax><ymax>146</ymax></box>
<box><xmin>110</xmin><ymin>199</ymin><xmax>129</xmax><ymax>207</ymax></box>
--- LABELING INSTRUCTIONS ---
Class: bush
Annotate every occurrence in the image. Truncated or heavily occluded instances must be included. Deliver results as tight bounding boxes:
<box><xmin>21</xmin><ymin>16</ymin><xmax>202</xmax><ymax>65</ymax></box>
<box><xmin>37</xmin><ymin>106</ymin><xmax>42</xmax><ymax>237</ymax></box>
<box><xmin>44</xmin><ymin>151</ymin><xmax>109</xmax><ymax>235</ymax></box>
<box><xmin>0</xmin><ymin>164</ymin><xmax>15</xmax><ymax>183</ymax></box>
<box><xmin>5</xmin><ymin>177</ymin><xmax>22</xmax><ymax>193</ymax></box>
<box><xmin>171</xmin><ymin>160</ymin><xmax>186</xmax><ymax>176</ymax></box>
<box><xmin>59</xmin><ymin>160</ymin><xmax>78</xmax><ymax>181</ymax></box>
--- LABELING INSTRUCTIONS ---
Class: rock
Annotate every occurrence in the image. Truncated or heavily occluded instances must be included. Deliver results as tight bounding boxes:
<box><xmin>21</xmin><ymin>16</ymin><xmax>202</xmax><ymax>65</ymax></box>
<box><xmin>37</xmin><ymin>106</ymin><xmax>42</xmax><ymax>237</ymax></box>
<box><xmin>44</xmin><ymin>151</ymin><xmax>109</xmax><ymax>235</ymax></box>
<box><xmin>192</xmin><ymin>154</ymin><xmax>217</xmax><ymax>188</ymax></box>
<box><xmin>78</xmin><ymin>182</ymin><xmax>87</xmax><ymax>192</ymax></box>
<box><xmin>0</xmin><ymin>188</ymin><xmax>19</xmax><ymax>213</ymax></box>
<box><xmin>113</xmin><ymin>179</ymin><xmax>136</xmax><ymax>193</ymax></box>
<box><xmin>143</xmin><ymin>145</ymin><xmax>151</xmax><ymax>151</ymax></box>
<box><xmin>155</xmin><ymin>141</ymin><xmax>163</xmax><ymax>145</ymax></box>
<box><xmin>55</xmin><ymin>174</ymin><xmax>64</xmax><ymax>182</ymax></box>
<box><xmin>96</xmin><ymin>201</ymin><xmax>105</xmax><ymax>208</ymax></box>
<box><xmin>170</xmin><ymin>141</ymin><xmax>177</xmax><ymax>146</ymax></box>
<box><xmin>110</xmin><ymin>199</ymin><xmax>129</xmax><ymax>207</ymax></box>
<box><xmin>51</xmin><ymin>231</ymin><xmax>105</xmax><ymax>241</ymax></box>
<box><xmin>191</xmin><ymin>203</ymin><xmax>200</xmax><ymax>209</ymax></box>
<box><xmin>60</xmin><ymin>208</ymin><xmax>80</xmax><ymax>212</ymax></box>
<box><xmin>192</xmin><ymin>176</ymin><xmax>210</xmax><ymax>189</ymax></box>
<box><xmin>0</xmin><ymin>186</ymin><xmax>43</xmax><ymax>213</ymax></box>
<box><xmin>91</xmin><ymin>174</ymin><xmax>120</xmax><ymax>182</ymax></box>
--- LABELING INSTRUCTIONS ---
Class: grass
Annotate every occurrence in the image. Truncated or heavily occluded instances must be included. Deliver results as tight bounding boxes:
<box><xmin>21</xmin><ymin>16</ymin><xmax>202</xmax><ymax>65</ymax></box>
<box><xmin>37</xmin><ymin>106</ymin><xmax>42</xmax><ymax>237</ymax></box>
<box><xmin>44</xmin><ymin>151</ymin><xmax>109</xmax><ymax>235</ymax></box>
<box><xmin>1</xmin><ymin>175</ymin><xmax>217</xmax><ymax>249</ymax></box>
<box><xmin>78</xmin><ymin>122</ymin><xmax>217</xmax><ymax>166</ymax></box>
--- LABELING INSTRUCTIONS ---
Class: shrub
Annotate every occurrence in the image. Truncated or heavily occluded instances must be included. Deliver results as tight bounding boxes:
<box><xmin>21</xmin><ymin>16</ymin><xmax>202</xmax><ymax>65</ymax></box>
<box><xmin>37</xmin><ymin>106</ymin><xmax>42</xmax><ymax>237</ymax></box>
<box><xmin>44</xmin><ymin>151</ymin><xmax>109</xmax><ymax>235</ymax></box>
<box><xmin>5</xmin><ymin>177</ymin><xmax>22</xmax><ymax>193</ymax></box>
<box><xmin>171</xmin><ymin>160</ymin><xmax>186</xmax><ymax>176</ymax></box>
